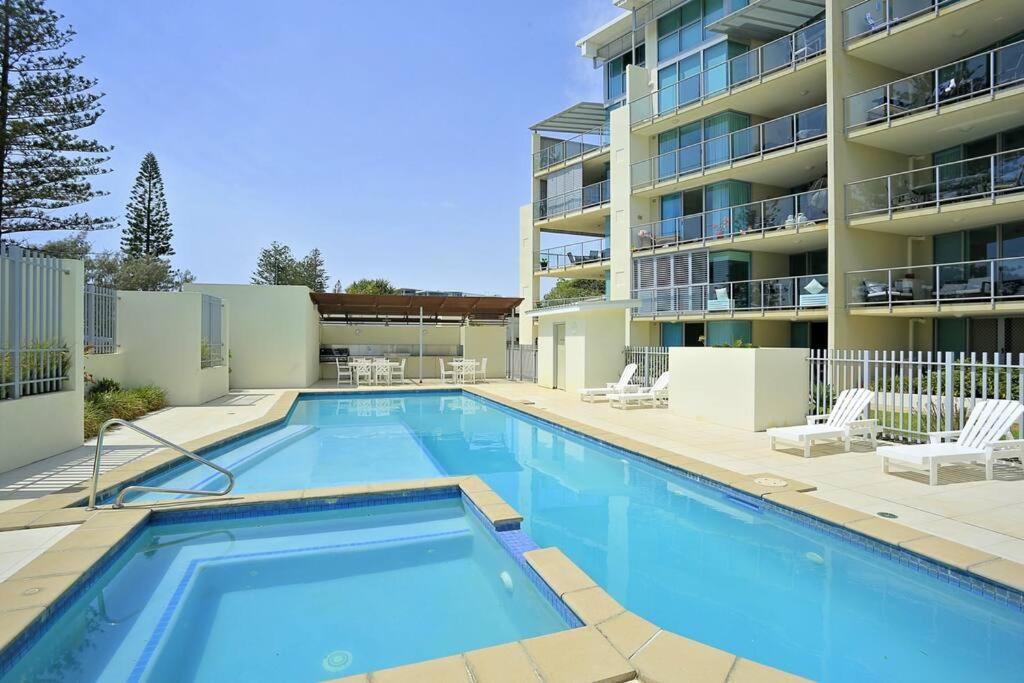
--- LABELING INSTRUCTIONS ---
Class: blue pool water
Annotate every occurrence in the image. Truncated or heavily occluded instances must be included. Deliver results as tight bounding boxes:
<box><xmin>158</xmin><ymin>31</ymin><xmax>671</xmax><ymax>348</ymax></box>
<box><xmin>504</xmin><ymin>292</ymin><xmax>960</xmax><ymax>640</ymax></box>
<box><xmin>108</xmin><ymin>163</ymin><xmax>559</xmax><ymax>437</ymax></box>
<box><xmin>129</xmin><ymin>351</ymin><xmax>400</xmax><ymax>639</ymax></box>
<box><xmin>0</xmin><ymin>497</ymin><xmax>568</xmax><ymax>682</ymax></box>
<box><xmin>116</xmin><ymin>392</ymin><xmax>1022</xmax><ymax>681</ymax></box>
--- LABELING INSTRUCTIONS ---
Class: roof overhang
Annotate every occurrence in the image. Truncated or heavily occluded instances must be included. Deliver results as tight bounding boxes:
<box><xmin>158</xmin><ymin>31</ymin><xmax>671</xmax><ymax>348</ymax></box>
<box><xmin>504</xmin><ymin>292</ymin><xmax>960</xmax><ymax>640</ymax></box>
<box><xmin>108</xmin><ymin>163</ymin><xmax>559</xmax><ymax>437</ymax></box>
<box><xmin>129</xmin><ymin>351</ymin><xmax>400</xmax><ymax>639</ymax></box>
<box><xmin>707</xmin><ymin>0</ymin><xmax>825</xmax><ymax>41</ymax></box>
<box><xmin>576</xmin><ymin>12</ymin><xmax>634</xmax><ymax>59</ymax></box>
<box><xmin>527</xmin><ymin>298</ymin><xmax>639</xmax><ymax>318</ymax></box>
<box><xmin>530</xmin><ymin>102</ymin><xmax>606</xmax><ymax>135</ymax></box>
<box><xmin>311</xmin><ymin>293</ymin><xmax>523</xmax><ymax>325</ymax></box>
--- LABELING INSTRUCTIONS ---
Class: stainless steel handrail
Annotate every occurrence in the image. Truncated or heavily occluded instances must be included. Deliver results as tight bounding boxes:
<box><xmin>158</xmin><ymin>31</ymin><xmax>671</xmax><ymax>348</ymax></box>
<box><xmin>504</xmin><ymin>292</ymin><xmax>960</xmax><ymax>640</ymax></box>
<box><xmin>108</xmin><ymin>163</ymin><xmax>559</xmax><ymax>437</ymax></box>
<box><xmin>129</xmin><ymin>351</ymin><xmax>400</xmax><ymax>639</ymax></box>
<box><xmin>87</xmin><ymin>418</ymin><xmax>236</xmax><ymax>509</ymax></box>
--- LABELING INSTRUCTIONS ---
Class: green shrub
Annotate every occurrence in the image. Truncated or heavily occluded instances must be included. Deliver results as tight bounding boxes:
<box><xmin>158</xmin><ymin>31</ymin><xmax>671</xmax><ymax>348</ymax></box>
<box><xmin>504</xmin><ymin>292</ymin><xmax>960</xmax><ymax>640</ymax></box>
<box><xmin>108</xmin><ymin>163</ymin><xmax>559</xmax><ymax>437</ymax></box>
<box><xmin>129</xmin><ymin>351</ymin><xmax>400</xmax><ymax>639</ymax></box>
<box><xmin>0</xmin><ymin>341</ymin><xmax>71</xmax><ymax>399</ymax></box>
<box><xmin>88</xmin><ymin>377</ymin><xmax>121</xmax><ymax>396</ymax></box>
<box><xmin>84</xmin><ymin>385</ymin><xmax>168</xmax><ymax>439</ymax></box>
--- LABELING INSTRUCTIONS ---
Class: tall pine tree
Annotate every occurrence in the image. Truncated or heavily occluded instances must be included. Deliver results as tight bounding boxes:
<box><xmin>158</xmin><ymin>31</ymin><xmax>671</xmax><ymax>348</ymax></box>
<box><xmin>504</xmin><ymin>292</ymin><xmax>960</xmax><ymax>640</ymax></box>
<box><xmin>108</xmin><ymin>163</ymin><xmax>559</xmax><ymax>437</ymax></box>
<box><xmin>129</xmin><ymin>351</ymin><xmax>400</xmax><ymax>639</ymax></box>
<box><xmin>251</xmin><ymin>242</ymin><xmax>297</xmax><ymax>285</ymax></box>
<box><xmin>296</xmin><ymin>248</ymin><xmax>328</xmax><ymax>292</ymax></box>
<box><xmin>121</xmin><ymin>152</ymin><xmax>173</xmax><ymax>256</ymax></box>
<box><xmin>0</xmin><ymin>0</ymin><xmax>114</xmax><ymax>237</ymax></box>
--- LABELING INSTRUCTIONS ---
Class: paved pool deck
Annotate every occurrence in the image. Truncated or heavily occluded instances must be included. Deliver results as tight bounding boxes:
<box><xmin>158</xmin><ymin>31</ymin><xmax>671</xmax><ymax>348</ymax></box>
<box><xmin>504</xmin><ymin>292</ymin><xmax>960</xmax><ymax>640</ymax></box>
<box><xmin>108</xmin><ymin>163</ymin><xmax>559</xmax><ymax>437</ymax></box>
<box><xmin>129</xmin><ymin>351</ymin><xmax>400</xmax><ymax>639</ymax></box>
<box><xmin>2</xmin><ymin>380</ymin><xmax>1024</xmax><ymax>567</ymax></box>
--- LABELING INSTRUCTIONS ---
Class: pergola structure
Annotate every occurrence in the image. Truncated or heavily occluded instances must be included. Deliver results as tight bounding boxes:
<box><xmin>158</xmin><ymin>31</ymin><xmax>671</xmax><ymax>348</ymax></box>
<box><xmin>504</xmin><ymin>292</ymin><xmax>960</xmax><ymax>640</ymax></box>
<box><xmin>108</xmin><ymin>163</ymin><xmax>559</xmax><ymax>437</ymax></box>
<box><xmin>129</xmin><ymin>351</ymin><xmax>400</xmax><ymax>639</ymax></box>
<box><xmin>310</xmin><ymin>293</ymin><xmax>522</xmax><ymax>325</ymax></box>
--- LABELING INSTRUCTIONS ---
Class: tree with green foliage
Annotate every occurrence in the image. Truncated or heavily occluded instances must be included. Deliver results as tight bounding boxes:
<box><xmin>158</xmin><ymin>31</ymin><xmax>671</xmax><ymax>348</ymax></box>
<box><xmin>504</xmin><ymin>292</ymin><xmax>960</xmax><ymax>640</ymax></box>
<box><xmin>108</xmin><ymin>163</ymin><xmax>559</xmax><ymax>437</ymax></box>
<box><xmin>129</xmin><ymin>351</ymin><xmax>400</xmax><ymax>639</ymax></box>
<box><xmin>0</xmin><ymin>0</ymin><xmax>114</xmax><ymax>238</ymax></box>
<box><xmin>251</xmin><ymin>241</ymin><xmax>297</xmax><ymax>285</ymax></box>
<box><xmin>346</xmin><ymin>278</ymin><xmax>396</xmax><ymax>295</ymax></box>
<box><xmin>31</xmin><ymin>230</ymin><xmax>192</xmax><ymax>290</ymax></box>
<box><xmin>542</xmin><ymin>278</ymin><xmax>605</xmax><ymax>302</ymax></box>
<box><xmin>295</xmin><ymin>248</ymin><xmax>328</xmax><ymax>292</ymax></box>
<box><xmin>121</xmin><ymin>152</ymin><xmax>173</xmax><ymax>257</ymax></box>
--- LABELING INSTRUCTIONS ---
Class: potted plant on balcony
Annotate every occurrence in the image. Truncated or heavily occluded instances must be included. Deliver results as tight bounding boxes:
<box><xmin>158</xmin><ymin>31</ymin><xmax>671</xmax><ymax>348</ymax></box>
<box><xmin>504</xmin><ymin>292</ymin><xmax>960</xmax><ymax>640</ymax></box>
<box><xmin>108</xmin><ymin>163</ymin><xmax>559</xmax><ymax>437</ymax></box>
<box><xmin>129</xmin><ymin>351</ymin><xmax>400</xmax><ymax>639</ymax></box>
<box><xmin>539</xmin><ymin>257</ymin><xmax>549</xmax><ymax>269</ymax></box>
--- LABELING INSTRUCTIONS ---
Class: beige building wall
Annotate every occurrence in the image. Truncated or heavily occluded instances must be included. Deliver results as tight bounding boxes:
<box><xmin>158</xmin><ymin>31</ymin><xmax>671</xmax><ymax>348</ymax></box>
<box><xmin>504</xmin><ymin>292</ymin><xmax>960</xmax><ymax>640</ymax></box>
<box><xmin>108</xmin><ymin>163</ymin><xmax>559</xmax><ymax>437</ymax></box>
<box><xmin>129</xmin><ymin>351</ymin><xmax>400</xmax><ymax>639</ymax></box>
<box><xmin>185</xmin><ymin>284</ymin><xmax>319</xmax><ymax>389</ymax></box>
<box><xmin>533</xmin><ymin>307</ymin><xmax>628</xmax><ymax>393</ymax></box>
<box><xmin>0</xmin><ymin>259</ymin><xmax>85</xmax><ymax>474</ymax></box>
<box><xmin>461</xmin><ymin>325</ymin><xmax>508</xmax><ymax>378</ymax></box>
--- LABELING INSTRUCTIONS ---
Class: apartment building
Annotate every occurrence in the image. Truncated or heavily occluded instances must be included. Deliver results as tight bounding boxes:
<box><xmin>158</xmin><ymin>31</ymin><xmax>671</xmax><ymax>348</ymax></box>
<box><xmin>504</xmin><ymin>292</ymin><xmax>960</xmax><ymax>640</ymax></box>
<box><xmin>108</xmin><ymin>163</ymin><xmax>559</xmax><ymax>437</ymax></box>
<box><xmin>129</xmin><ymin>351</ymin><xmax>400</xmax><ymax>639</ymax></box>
<box><xmin>519</xmin><ymin>0</ymin><xmax>1024</xmax><ymax>356</ymax></box>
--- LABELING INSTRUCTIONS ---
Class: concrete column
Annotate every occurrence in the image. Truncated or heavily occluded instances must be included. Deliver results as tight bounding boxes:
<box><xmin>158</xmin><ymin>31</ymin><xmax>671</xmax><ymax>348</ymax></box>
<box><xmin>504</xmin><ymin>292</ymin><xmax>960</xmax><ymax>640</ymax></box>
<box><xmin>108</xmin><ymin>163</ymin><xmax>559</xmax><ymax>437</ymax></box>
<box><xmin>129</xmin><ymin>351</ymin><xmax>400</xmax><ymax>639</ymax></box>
<box><xmin>517</xmin><ymin>203</ymin><xmax>539</xmax><ymax>344</ymax></box>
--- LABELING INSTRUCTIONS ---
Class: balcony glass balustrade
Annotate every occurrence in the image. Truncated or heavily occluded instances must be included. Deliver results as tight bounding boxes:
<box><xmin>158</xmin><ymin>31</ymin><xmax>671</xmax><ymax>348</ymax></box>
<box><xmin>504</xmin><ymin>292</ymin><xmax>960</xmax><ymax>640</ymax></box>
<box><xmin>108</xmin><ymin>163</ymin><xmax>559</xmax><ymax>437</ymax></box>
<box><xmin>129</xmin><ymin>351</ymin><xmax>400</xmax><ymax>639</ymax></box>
<box><xmin>846</xmin><ymin>257</ymin><xmax>1024</xmax><ymax>306</ymax></box>
<box><xmin>536</xmin><ymin>237</ymin><xmax>610</xmax><ymax>272</ymax></box>
<box><xmin>843</xmin><ymin>0</ymin><xmax>963</xmax><ymax>43</ymax></box>
<box><xmin>533</xmin><ymin>126</ymin><xmax>611</xmax><ymax>172</ymax></box>
<box><xmin>846</xmin><ymin>39</ymin><xmax>1024</xmax><ymax>131</ymax></box>
<box><xmin>633</xmin><ymin>273</ymin><xmax>828</xmax><ymax>316</ymax></box>
<box><xmin>631</xmin><ymin>189</ymin><xmax>827</xmax><ymax>251</ymax></box>
<box><xmin>629</xmin><ymin>20</ymin><xmax>825</xmax><ymax>127</ymax></box>
<box><xmin>845</xmin><ymin>148</ymin><xmax>1024</xmax><ymax>218</ymax></box>
<box><xmin>534</xmin><ymin>180</ymin><xmax>610</xmax><ymax>221</ymax></box>
<box><xmin>631</xmin><ymin>104</ymin><xmax>827</xmax><ymax>189</ymax></box>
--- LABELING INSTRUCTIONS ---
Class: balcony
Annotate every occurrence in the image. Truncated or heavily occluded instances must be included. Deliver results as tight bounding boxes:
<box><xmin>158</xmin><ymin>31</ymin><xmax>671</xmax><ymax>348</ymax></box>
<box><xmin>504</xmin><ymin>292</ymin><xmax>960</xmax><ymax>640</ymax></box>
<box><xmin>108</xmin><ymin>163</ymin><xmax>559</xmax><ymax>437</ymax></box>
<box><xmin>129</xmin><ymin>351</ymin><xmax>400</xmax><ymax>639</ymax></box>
<box><xmin>631</xmin><ymin>104</ymin><xmax>827</xmax><ymax>192</ymax></box>
<box><xmin>534</xmin><ymin>180</ymin><xmax>611</xmax><ymax>227</ymax></box>
<box><xmin>631</xmin><ymin>189</ymin><xmax>827</xmax><ymax>253</ymax></box>
<box><xmin>846</xmin><ymin>148</ymin><xmax>1024</xmax><ymax>233</ymax></box>
<box><xmin>846</xmin><ymin>257</ymin><xmax>1024</xmax><ymax>315</ymax></box>
<box><xmin>536</xmin><ymin>237</ymin><xmax>610</xmax><ymax>276</ymax></box>
<box><xmin>845</xmin><ymin>39</ymin><xmax>1024</xmax><ymax>154</ymax></box>
<box><xmin>633</xmin><ymin>273</ymin><xmax>829</xmax><ymax>318</ymax></box>
<box><xmin>842</xmin><ymin>0</ymin><xmax>1024</xmax><ymax>73</ymax></box>
<box><xmin>534</xmin><ymin>295</ymin><xmax>605</xmax><ymax>310</ymax></box>
<box><xmin>533</xmin><ymin>125</ymin><xmax>610</xmax><ymax>173</ymax></box>
<box><xmin>629</xmin><ymin>20</ymin><xmax>825</xmax><ymax>131</ymax></box>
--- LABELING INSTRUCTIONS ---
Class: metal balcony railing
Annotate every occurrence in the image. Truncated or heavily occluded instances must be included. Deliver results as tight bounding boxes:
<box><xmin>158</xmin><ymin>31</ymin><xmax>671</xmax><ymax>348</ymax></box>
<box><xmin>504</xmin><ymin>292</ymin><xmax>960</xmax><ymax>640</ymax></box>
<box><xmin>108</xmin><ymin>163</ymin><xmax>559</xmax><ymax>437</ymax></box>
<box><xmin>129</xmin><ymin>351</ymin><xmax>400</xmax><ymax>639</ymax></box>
<box><xmin>537</xmin><ymin>238</ymin><xmax>610</xmax><ymax>272</ymax></box>
<box><xmin>631</xmin><ymin>189</ymin><xmax>827</xmax><ymax>251</ymax></box>
<box><xmin>631</xmin><ymin>104</ymin><xmax>826</xmax><ymax>189</ymax></box>
<box><xmin>534</xmin><ymin>180</ymin><xmax>610</xmax><ymax>221</ymax></box>
<box><xmin>534</xmin><ymin>295</ymin><xmax>606</xmax><ymax>310</ymax></box>
<box><xmin>845</xmin><ymin>147</ymin><xmax>1024</xmax><ymax>218</ymax></box>
<box><xmin>633</xmin><ymin>274</ymin><xmax>829</xmax><ymax>316</ymax></box>
<box><xmin>843</xmin><ymin>0</ymin><xmax>963</xmax><ymax>43</ymax></box>
<box><xmin>629</xmin><ymin>20</ymin><xmax>825</xmax><ymax>127</ymax></box>
<box><xmin>846</xmin><ymin>39</ymin><xmax>1024</xmax><ymax>131</ymax></box>
<box><xmin>846</xmin><ymin>257</ymin><xmax>1024</xmax><ymax>308</ymax></box>
<box><xmin>533</xmin><ymin>126</ymin><xmax>611</xmax><ymax>172</ymax></box>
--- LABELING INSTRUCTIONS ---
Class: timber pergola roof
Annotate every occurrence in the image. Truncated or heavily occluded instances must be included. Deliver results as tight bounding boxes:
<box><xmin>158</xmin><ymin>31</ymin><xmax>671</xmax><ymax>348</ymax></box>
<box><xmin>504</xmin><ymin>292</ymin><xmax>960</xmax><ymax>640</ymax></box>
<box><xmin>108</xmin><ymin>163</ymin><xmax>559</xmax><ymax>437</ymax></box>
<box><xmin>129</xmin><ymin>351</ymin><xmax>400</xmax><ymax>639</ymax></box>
<box><xmin>310</xmin><ymin>293</ymin><xmax>523</xmax><ymax>324</ymax></box>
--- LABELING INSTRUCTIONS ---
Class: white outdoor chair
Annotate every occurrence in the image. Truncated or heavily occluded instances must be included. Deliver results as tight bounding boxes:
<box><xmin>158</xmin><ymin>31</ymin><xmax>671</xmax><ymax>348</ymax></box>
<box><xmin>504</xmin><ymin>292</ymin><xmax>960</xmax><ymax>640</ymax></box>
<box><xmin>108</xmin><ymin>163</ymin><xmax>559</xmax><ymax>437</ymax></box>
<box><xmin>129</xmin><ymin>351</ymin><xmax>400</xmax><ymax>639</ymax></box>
<box><xmin>767</xmin><ymin>388</ymin><xmax>878</xmax><ymax>458</ymax></box>
<box><xmin>470</xmin><ymin>358</ymin><xmax>488</xmax><ymax>383</ymax></box>
<box><xmin>439</xmin><ymin>358</ymin><xmax>456</xmax><ymax>383</ymax></box>
<box><xmin>608</xmin><ymin>372</ymin><xmax>671</xmax><ymax>409</ymax></box>
<box><xmin>578</xmin><ymin>364</ymin><xmax>638</xmax><ymax>402</ymax></box>
<box><xmin>879</xmin><ymin>399</ymin><xmax>1024</xmax><ymax>485</ymax></box>
<box><xmin>335</xmin><ymin>358</ymin><xmax>354</xmax><ymax>386</ymax></box>
<box><xmin>373</xmin><ymin>359</ymin><xmax>391</xmax><ymax>386</ymax></box>
<box><xmin>390</xmin><ymin>358</ymin><xmax>406</xmax><ymax>385</ymax></box>
<box><xmin>352</xmin><ymin>360</ymin><xmax>373</xmax><ymax>386</ymax></box>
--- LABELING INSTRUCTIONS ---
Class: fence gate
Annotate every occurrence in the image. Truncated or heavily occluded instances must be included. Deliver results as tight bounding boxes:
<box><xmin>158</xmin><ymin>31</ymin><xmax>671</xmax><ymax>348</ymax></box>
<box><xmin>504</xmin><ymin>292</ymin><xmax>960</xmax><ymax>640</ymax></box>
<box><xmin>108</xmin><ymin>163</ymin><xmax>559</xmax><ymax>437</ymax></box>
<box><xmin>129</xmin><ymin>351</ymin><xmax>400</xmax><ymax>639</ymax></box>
<box><xmin>506</xmin><ymin>343</ymin><xmax>537</xmax><ymax>382</ymax></box>
<box><xmin>84</xmin><ymin>283</ymin><xmax>117</xmax><ymax>354</ymax></box>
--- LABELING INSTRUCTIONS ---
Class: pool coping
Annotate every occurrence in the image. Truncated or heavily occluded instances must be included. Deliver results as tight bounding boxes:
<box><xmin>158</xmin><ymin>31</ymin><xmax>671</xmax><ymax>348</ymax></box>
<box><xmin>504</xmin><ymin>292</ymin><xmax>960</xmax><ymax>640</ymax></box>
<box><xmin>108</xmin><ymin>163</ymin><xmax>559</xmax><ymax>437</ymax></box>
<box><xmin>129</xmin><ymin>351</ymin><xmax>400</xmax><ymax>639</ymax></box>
<box><xmin>0</xmin><ymin>385</ymin><xmax>1022</xmax><ymax>674</ymax></box>
<box><xmin>0</xmin><ymin>476</ymin><xmax>805</xmax><ymax>683</ymax></box>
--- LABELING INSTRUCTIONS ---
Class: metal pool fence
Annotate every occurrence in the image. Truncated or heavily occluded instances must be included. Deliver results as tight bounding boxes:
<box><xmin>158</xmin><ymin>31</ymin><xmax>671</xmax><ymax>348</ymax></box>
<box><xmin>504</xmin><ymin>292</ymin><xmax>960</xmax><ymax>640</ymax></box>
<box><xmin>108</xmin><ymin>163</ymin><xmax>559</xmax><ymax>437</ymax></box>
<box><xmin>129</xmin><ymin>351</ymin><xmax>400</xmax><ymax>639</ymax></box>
<box><xmin>84</xmin><ymin>283</ymin><xmax>117</xmax><ymax>354</ymax></box>
<box><xmin>809</xmin><ymin>349</ymin><xmax>1024</xmax><ymax>442</ymax></box>
<box><xmin>200</xmin><ymin>294</ymin><xmax>225</xmax><ymax>369</ymax></box>
<box><xmin>0</xmin><ymin>244</ymin><xmax>67</xmax><ymax>400</ymax></box>
<box><xmin>506</xmin><ymin>343</ymin><xmax>537</xmax><ymax>382</ymax></box>
<box><xmin>624</xmin><ymin>346</ymin><xmax>669</xmax><ymax>387</ymax></box>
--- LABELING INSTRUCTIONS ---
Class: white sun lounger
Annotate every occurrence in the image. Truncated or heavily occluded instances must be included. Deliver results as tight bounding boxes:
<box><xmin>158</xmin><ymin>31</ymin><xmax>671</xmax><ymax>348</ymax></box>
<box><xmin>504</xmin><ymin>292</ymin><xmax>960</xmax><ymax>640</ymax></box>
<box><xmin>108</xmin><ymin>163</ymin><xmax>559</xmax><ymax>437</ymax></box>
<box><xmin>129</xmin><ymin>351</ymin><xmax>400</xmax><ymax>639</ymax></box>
<box><xmin>608</xmin><ymin>371</ymin><xmax>670</xmax><ymax>409</ymax></box>
<box><xmin>578</xmin><ymin>364</ymin><xmax>638</xmax><ymax>402</ymax></box>
<box><xmin>879</xmin><ymin>399</ymin><xmax>1024</xmax><ymax>485</ymax></box>
<box><xmin>767</xmin><ymin>388</ymin><xmax>878</xmax><ymax>458</ymax></box>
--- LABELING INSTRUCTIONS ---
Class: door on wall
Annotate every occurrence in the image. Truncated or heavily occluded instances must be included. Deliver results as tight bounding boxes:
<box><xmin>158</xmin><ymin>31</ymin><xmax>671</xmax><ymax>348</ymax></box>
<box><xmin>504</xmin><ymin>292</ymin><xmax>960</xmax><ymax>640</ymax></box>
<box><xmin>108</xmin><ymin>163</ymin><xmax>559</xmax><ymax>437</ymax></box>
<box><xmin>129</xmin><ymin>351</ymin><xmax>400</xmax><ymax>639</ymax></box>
<box><xmin>554</xmin><ymin>324</ymin><xmax>566</xmax><ymax>390</ymax></box>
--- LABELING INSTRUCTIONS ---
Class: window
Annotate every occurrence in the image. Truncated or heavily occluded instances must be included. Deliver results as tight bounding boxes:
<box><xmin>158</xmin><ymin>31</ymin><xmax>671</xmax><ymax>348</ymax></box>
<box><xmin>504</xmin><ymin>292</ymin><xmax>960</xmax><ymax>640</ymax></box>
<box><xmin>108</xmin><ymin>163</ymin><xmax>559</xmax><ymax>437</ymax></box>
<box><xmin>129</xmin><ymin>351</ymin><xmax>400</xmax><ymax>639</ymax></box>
<box><xmin>657</xmin><ymin>1</ymin><xmax>703</xmax><ymax>62</ymax></box>
<box><xmin>605</xmin><ymin>46</ymin><xmax>645</xmax><ymax>101</ymax></box>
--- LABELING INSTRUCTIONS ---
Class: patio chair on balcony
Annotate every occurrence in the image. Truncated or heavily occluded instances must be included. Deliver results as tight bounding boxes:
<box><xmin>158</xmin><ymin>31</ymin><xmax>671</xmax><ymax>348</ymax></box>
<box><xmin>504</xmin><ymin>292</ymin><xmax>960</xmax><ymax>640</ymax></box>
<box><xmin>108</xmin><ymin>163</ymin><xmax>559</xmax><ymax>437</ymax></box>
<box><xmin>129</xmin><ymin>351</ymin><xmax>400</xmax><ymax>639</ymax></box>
<box><xmin>608</xmin><ymin>372</ymin><xmax>671</xmax><ymax>409</ymax></box>
<box><xmin>879</xmin><ymin>399</ymin><xmax>1024</xmax><ymax>485</ymax></box>
<box><xmin>937</xmin><ymin>278</ymin><xmax>990</xmax><ymax>299</ymax></box>
<box><xmin>767</xmin><ymin>388</ymin><xmax>878</xmax><ymax>458</ymax></box>
<box><xmin>707</xmin><ymin>287</ymin><xmax>733</xmax><ymax>311</ymax></box>
<box><xmin>860</xmin><ymin>279</ymin><xmax>917</xmax><ymax>304</ymax></box>
<box><xmin>798</xmin><ymin>278</ymin><xmax>828</xmax><ymax>307</ymax></box>
<box><xmin>578</xmin><ymin>363</ymin><xmax>638</xmax><ymax>402</ymax></box>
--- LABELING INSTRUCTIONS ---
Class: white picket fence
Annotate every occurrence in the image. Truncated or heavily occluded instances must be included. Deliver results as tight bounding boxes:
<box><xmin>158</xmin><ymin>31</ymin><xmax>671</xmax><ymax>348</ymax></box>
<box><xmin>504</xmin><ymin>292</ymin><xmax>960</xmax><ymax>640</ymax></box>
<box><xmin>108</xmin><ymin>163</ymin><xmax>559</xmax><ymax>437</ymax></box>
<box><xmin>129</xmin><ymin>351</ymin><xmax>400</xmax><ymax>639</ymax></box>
<box><xmin>624</xmin><ymin>346</ymin><xmax>669</xmax><ymax>387</ymax></box>
<box><xmin>809</xmin><ymin>349</ymin><xmax>1024</xmax><ymax>442</ymax></box>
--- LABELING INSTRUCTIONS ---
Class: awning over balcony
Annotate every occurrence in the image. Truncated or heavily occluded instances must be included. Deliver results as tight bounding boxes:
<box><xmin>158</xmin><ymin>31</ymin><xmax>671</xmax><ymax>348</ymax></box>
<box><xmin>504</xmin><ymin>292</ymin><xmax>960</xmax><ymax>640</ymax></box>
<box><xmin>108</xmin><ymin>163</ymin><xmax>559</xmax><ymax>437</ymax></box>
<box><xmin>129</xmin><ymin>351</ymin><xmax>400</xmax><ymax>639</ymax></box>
<box><xmin>530</xmin><ymin>102</ymin><xmax>606</xmax><ymax>135</ymax></box>
<box><xmin>707</xmin><ymin>0</ymin><xmax>825</xmax><ymax>41</ymax></box>
<box><xmin>310</xmin><ymin>293</ymin><xmax>523</xmax><ymax>324</ymax></box>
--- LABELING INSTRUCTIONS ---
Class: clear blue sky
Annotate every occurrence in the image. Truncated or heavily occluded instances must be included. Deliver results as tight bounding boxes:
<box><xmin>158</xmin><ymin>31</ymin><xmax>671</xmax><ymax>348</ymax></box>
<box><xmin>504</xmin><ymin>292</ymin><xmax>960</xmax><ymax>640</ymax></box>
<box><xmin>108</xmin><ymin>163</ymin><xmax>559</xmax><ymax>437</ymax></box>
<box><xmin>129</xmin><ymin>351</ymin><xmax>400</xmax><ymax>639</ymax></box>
<box><xmin>41</xmin><ymin>0</ymin><xmax>622</xmax><ymax>294</ymax></box>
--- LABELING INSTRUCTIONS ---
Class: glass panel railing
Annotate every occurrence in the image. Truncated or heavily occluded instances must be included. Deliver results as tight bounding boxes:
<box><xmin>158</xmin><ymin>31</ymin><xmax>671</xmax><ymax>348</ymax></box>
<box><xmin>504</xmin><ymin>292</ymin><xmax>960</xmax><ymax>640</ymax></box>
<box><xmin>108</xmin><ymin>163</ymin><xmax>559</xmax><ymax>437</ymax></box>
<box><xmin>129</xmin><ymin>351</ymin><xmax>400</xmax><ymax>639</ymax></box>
<box><xmin>631</xmin><ymin>104</ymin><xmax>826</xmax><ymax>189</ymax></box>
<box><xmin>534</xmin><ymin>180</ymin><xmax>610</xmax><ymax>221</ymax></box>
<box><xmin>533</xmin><ymin>126</ymin><xmax>611</xmax><ymax>171</ymax></box>
<box><xmin>844</xmin><ymin>0</ymin><xmax>963</xmax><ymax>43</ymax></box>
<box><xmin>846</xmin><ymin>40</ymin><xmax>1024</xmax><ymax>131</ymax></box>
<box><xmin>629</xmin><ymin>20</ymin><xmax>825</xmax><ymax>127</ymax></box>
<box><xmin>630</xmin><ymin>189</ymin><xmax>828</xmax><ymax>250</ymax></box>
<box><xmin>639</xmin><ymin>274</ymin><xmax>828</xmax><ymax>315</ymax></box>
<box><xmin>536</xmin><ymin>237</ymin><xmax>610</xmax><ymax>271</ymax></box>
<box><xmin>847</xmin><ymin>258</ymin><xmax>1024</xmax><ymax>306</ymax></box>
<box><xmin>846</xmin><ymin>148</ymin><xmax>1024</xmax><ymax>218</ymax></box>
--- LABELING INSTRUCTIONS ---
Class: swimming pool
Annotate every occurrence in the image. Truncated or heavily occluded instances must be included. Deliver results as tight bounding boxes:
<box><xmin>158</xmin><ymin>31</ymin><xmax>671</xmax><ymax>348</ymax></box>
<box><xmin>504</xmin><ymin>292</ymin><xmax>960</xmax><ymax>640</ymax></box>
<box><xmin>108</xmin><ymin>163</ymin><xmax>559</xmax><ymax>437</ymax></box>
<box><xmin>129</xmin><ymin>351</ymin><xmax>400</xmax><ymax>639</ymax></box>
<box><xmin>119</xmin><ymin>391</ymin><xmax>1024</xmax><ymax>681</ymax></box>
<box><xmin>0</xmin><ymin>495</ymin><xmax>571</xmax><ymax>682</ymax></box>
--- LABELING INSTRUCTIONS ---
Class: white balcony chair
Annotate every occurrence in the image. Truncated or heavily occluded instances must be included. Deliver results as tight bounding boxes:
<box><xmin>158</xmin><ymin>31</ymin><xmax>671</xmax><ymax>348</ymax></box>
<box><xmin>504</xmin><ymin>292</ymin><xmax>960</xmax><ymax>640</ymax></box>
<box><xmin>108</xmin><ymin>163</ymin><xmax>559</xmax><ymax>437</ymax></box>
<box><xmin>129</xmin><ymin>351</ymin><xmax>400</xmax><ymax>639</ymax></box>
<box><xmin>439</xmin><ymin>358</ymin><xmax>456</xmax><ymax>384</ymax></box>
<box><xmin>608</xmin><ymin>372</ymin><xmax>671</xmax><ymax>409</ymax></box>
<box><xmin>767</xmin><ymin>388</ymin><xmax>878</xmax><ymax>458</ymax></box>
<box><xmin>335</xmin><ymin>359</ymin><xmax>354</xmax><ymax>386</ymax></box>
<box><xmin>879</xmin><ymin>399</ymin><xmax>1024</xmax><ymax>486</ymax></box>
<box><xmin>578</xmin><ymin>363</ymin><xmax>638</xmax><ymax>402</ymax></box>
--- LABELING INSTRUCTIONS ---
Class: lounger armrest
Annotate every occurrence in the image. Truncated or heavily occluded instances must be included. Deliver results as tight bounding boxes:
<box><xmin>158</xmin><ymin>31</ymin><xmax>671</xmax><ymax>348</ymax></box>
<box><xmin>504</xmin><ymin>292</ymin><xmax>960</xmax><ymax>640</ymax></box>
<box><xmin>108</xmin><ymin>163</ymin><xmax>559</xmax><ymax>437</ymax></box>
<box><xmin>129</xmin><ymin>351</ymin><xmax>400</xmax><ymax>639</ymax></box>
<box><xmin>806</xmin><ymin>414</ymin><xmax>830</xmax><ymax>425</ymax></box>
<box><xmin>927</xmin><ymin>430</ymin><xmax>960</xmax><ymax>444</ymax></box>
<box><xmin>989</xmin><ymin>439</ymin><xmax>1024</xmax><ymax>454</ymax></box>
<box><xmin>848</xmin><ymin>418</ymin><xmax>878</xmax><ymax>434</ymax></box>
